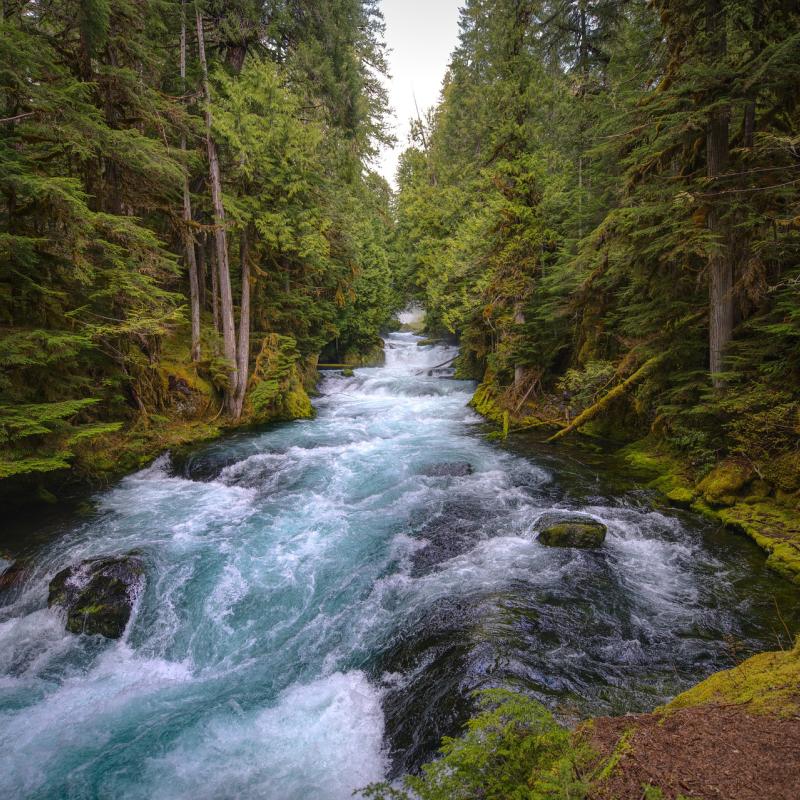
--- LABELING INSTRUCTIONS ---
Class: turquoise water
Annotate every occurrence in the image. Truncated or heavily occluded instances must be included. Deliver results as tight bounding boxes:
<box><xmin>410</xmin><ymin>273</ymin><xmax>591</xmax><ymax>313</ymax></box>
<box><xmin>1</xmin><ymin>332</ymin><xmax>797</xmax><ymax>799</ymax></box>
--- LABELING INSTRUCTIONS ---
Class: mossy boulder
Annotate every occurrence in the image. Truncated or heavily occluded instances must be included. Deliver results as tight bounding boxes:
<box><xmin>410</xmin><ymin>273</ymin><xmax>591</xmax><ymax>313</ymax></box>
<box><xmin>538</xmin><ymin>520</ymin><xmax>607</xmax><ymax>548</ymax></box>
<box><xmin>48</xmin><ymin>555</ymin><xmax>145</xmax><ymax>638</ymax></box>
<box><xmin>697</xmin><ymin>461</ymin><xmax>754</xmax><ymax>507</ymax></box>
<box><xmin>341</xmin><ymin>367</ymin><xmax>355</xmax><ymax>377</ymax></box>
<box><xmin>666</xmin><ymin>486</ymin><xmax>696</xmax><ymax>508</ymax></box>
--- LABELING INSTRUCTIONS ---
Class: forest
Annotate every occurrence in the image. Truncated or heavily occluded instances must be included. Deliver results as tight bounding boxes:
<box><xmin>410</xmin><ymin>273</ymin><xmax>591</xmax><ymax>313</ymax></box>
<box><xmin>1</xmin><ymin>0</ymin><xmax>401</xmax><ymax>496</ymax></box>
<box><xmin>1</xmin><ymin>1</ymin><xmax>800</xmax><ymax>799</ymax></box>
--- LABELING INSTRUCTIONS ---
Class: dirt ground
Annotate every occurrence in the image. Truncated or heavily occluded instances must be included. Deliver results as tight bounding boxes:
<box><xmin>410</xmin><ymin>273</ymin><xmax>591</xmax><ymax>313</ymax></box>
<box><xmin>586</xmin><ymin>704</ymin><xmax>800</xmax><ymax>800</ymax></box>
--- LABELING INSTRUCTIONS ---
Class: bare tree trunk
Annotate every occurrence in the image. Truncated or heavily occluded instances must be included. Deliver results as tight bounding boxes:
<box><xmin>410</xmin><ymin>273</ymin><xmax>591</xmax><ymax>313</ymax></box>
<box><xmin>181</xmin><ymin>0</ymin><xmax>201</xmax><ymax>363</ymax></box>
<box><xmin>514</xmin><ymin>306</ymin><xmax>525</xmax><ymax>390</ymax></box>
<box><xmin>210</xmin><ymin>241</ymin><xmax>220</xmax><ymax>333</ymax></box>
<box><xmin>706</xmin><ymin>0</ymin><xmax>733</xmax><ymax>388</ymax></box>
<box><xmin>196</xmin><ymin>232</ymin><xmax>206</xmax><ymax>310</ymax></box>
<box><xmin>232</xmin><ymin>225</ymin><xmax>251</xmax><ymax>418</ymax></box>
<box><xmin>196</xmin><ymin>3</ymin><xmax>237</xmax><ymax>411</ymax></box>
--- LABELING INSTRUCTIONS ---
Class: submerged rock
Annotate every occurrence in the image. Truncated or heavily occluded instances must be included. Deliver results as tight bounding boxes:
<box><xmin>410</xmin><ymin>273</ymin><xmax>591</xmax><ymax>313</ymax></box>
<box><xmin>420</xmin><ymin>462</ymin><xmax>474</xmax><ymax>478</ymax></box>
<box><xmin>48</xmin><ymin>555</ymin><xmax>145</xmax><ymax>638</ymax></box>
<box><xmin>537</xmin><ymin>520</ymin><xmax>607</xmax><ymax>548</ymax></box>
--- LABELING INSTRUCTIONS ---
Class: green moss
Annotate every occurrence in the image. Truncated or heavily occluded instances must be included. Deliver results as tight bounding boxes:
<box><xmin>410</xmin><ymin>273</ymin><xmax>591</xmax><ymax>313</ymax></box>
<box><xmin>341</xmin><ymin>367</ymin><xmax>355</xmax><ymax>377</ymax></box>
<box><xmin>538</xmin><ymin>522</ymin><xmax>607</xmax><ymax>548</ymax></box>
<box><xmin>469</xmin><ymin>379</ymin><xmax>505</xmax><ymax>426</ymax></box>
<box><xmin>664</xmin><ymin>638</ymin><xmax>800</xmax><ymax>717</ymax></box>
<box><xmin>713</xmin><ymin>501</ymin><xmax>800</xmax><ymax>585</ymax></box>
<box><xmin>665</xmin><ymin>487</ymin><xmax>695</xmax><ymax>507</ymax></box>
<box><xmin>762</xmin><ymin>450</ymin><xmax>800</xmax><ymax>494</ymax></box>
<box><xmin>697</xmin><ymin>461</ymin><xmax>753</xmax><ymax>506</ymax></box>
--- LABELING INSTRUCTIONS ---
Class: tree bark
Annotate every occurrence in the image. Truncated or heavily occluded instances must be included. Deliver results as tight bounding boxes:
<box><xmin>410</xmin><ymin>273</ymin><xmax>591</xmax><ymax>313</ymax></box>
<box><xmin>514</xmin><ymin>306</ymin><xmax>526</xmax><ymax>389</ymax></box>
<box><xmin>232</xmin><ymin>225</ymin><xmax>251</xmax><ymax>418</ymax></box>
<box><xmin>181</xmin><ymin>0</ymin><xmax>201</xmax><ymax>363</ymax></box>
<box><xmin>706</xmin><ymin>0</ymin><xmax>733</xmax><ymax>388</ymax></box>
<box><xmin>210</xmin><ymin>239</ymin><xmax>220</xmax><ymax>333</ymax></box>
<box><xmin>196</xmin><ymin>3</ymin><xmax>237</xmax><ymax>412</ymax></box>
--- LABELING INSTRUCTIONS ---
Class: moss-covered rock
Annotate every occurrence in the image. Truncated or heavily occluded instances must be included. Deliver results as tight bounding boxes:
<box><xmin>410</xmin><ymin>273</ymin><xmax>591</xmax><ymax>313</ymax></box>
<box><xmin>664</xmin><ymin>637</ymin><xmax>800</xmax><ymax>718</ymax></box>
<box><xmin>341</xmin><ymin>367</ymin><xmax>355</xmax><ymax>377</ymax></box>
<box><xmin>697</xmin><ymin>460</ymin><xmax>754</xmax><ymax>507</ymax></box>
<box><xmin>48</xmin><ymin>555</ymin><xmax>145</xmax><ymax>638</ymax></box>
<box><xmin>666</xmin><ymin>486</ymin><xmax>696</xmax><ymax>507</ymax></box>
<box><xmin>538</xmin><ymin>521</ymin><xmax>607</xmax><ymax>548</ymax></box>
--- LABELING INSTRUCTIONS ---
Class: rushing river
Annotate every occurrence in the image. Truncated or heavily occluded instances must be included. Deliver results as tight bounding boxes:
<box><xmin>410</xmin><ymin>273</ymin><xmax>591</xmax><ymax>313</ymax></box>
<box><xmin>1</xmin><ymin>332</ymin><xmax>798</xmax><ymax>799</ymax></box>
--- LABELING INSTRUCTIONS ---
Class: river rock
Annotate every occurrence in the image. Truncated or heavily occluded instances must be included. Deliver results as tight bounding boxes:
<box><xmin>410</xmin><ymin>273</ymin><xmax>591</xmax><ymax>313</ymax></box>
<box><xmin>421</xmin><ymin>462</ymin><xmax>474</xmax><ymax>478</ymax></box>
<box><xmin>0</xmin><ymin>558</ymin><xmax>27</xmax><ymax>593</ymax></box>
<box><xmin>537</xmin><ymin>520</ymin><xmax>607</xmax><ymax>548</ymax></box>
<box><xmin>48</xmin><ymin>555</ymin><xmax>145</xmax><ymax>638</ymax></box>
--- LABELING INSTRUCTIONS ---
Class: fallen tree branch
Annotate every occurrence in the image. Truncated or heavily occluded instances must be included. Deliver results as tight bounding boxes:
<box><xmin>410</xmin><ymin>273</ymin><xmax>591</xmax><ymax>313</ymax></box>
<box><xmin>416</xmin><ymin>355</ymin><xmax>457</xmax><ymax>375</ymax></box>
<box><xmin>546</xmin><ymin>354</ymin><xmax>664</xmax><ymax>443</ymax></box>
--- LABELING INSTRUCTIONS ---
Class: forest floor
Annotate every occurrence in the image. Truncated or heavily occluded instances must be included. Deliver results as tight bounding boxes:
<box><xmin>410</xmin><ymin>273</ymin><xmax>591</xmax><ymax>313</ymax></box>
<box><xmin>584</xmin><ymin>641</ymin><xmax>800</xmax><ymax>799</ymax></box>
<box><xmin>587</xmin><ymin>705</ymin><xmax>800</xmax><ymax>800</ymax></box>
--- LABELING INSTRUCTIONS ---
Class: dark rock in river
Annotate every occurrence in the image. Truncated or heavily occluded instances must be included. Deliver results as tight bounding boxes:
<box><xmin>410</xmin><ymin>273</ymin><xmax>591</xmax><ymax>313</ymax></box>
<box><xmin>421</xmin><ymin>462</ymin><xmax>474</xmax><ymax>478</ymax></box>
<box><xmin>48</xmin><ymin>555</ymin><xmax>145</xmax><ymax>638</ymax></box>
<box><xmin>0</xmin><ymin>559</ymin><xmax>28</xmax><ymax>593</ymax></box>
<box><xmin>538</xmin><ymin>520</ymin><xmax>607</xmax><ymax>548</ymax></box>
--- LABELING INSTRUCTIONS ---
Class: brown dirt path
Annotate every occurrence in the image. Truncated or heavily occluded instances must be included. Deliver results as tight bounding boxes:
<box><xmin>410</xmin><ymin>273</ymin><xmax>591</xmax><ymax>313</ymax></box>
<box><xmin>586</xmin><ymin>705</ymin><xmax>800</xmax><ymax>800</ymax></box>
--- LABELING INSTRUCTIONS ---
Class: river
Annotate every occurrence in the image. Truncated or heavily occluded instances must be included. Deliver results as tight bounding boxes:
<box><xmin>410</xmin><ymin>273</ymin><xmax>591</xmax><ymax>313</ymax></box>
<box><xmin>1</xmin><ymin>332</ymin><xmax>797</xmax><ymax>799</ymax></box>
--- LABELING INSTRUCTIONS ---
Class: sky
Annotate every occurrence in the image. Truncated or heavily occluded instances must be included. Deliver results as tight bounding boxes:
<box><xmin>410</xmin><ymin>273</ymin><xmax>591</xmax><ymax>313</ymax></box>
<box><xmin>377</xmin><ymin>0</ymin><xmax>463</xmax><ymax>187</ymax></box>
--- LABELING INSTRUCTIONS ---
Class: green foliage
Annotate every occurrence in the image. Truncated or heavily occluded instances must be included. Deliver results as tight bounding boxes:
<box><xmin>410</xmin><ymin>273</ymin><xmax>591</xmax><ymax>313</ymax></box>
<box><xmin>0</xmin><ymin>0</ymin><xmax>396</xmax><ymax>486</ymax></box>
<box><xmin>360</xmin><ymin>689</ymin><xmax>591</xmax><ymax>800</ymax></box>
<box><xmin>394</xmin><ymin>0</ymin><xmax>800</xmax><ymax>476</ymax></box>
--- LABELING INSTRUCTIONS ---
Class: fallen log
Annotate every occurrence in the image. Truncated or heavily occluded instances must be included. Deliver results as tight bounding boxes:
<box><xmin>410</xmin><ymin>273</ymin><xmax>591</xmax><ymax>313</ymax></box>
<box><xmin>546</xmin><ymin>354</ymin><xmax>663</xmax><ymax>443</ymax></box>
<box><xmin>415</xmin><ymin>355</ymin><xmax>457</xmax><ymax>375</ymax></box>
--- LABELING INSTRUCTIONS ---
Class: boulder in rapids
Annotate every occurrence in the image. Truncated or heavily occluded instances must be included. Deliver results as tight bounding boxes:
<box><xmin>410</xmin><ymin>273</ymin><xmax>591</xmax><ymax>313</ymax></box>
<box><xmin>421</xmin><ymin>462</ymin><xmax>474</xmax><ymax>478</ymax></box>
<box><xmin>0</xmin><ymin>558</ymin><xmax>27</xmax><ymax>593</ymax></box>
<box><xmin>537</xmin><ymin>519</ymin><xmax>607</xmax><ymax>548</ymax></box>
<box><xmin>48</xmin><ymin>555</ymin><xmax>145</xmax><ymax>638</ymax></box>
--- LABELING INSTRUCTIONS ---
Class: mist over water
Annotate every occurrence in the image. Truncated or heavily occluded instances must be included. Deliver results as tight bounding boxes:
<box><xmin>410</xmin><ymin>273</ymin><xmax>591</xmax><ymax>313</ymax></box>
<box><xmin>1</xmin><ymin>332</ymin><xmax>797</xmax><ymax>798</ymax></box>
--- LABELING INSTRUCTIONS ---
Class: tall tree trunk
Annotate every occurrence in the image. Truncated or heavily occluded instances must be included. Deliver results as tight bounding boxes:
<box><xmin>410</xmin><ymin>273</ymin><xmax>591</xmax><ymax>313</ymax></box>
<box><xmin>706</xmin><ymin>0</ymin><xmax>732</xmax><ymax>388</ymax></box>
<box><xmin>514</xmin><ymin>305</ymin><xmax>526</xmax><ymax>390</ymax></box>
<box><xmin>196</xmin><ymin>3</ymin><xmax>237</xmax><ymax>411</ymax></box>
<box><xmin>210</xmin><ymin>240</ymin><xmax>220</xmax><ymax>333</ymax></box>
<box><xmin>196</xmin><ymin>232</ymin><xmax>206</xmax><ymax>311</ymax></box>
<box><xmin>232</xmin><ymin>225</ymin><xmax>251</xmax><ymax>418</ymax></box>
<box><xmin>181</xmin><ymin>0</ymin><xmax>201</xmax><ymax>363</ymax></box>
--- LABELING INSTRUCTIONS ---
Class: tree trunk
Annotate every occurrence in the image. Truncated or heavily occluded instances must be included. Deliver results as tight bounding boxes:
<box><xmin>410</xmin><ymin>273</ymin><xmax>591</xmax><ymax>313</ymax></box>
<box><xmin>210</xmin><ymin>240</ymin><xmax>220</xmax><ymax>333</ymax></box>
<box><xmin>513</xmin><ymin>306</ymin><xmax>525</xmax><ymax>389</ymax></box>
<box><xmin>196</xmin><ymin>3</ymin><xmax>237</xmax><ymax>411</ymax></box>
<box><xmin>706</xmin><ymin>0</ymin><xmax>732</xmax><ymax>388</ymax></box>
<box><xmin>181</xmin><ymin>0</ymin><xmax>201</xmax><ymax>363</ymax></box>
<box><xmin>232</xmin><ymin>225</ymin><xmax>251</xmax><ymax>418</ymax></box>
<box><xmin>196</xmin><ymin>232</ymin><xmax>206</xmax><ymax>311</ymax></box>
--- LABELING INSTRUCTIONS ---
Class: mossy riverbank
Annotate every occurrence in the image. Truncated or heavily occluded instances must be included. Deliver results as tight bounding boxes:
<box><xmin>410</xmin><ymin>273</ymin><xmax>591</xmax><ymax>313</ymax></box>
<box><xmin>470</xmin><ymin>378</ymin><xmax>800</xmax><ymax>586</ymax></box>
<box><xmin>2</xmin><ymin>327</ymin><xmax>322</xmax><ymax>509</ymax></box>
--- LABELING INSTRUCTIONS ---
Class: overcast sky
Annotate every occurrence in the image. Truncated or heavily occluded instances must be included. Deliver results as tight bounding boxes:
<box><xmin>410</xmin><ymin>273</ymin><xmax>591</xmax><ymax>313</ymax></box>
<box><xmin>377</xmin><ymin>0</ymin><xmax>463</xmax><ymax>187</ymax></box>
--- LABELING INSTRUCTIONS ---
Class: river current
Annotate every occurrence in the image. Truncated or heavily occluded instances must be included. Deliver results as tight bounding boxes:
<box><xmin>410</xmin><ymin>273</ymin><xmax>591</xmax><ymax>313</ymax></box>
<box><xmin>1</xmin><ymin>332</ymin><xmax>797</xmax><ymax>799</ymax></box>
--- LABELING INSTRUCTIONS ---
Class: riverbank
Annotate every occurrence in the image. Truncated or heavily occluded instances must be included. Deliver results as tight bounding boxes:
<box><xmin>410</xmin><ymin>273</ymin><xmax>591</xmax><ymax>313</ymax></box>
<box><xmin>369</xmin><ymin>638</ymin><xmax>800</xmax><ymax>800</ymax></box>
<box><xmin>1</xmin><ymin>327</ymin><xmax>324</xmax><ymax>510</ymax></box>
<box><xmin>469</xmin><ymin>376</ymin><xmax>800</xmax><ymax>586</ymax></box>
